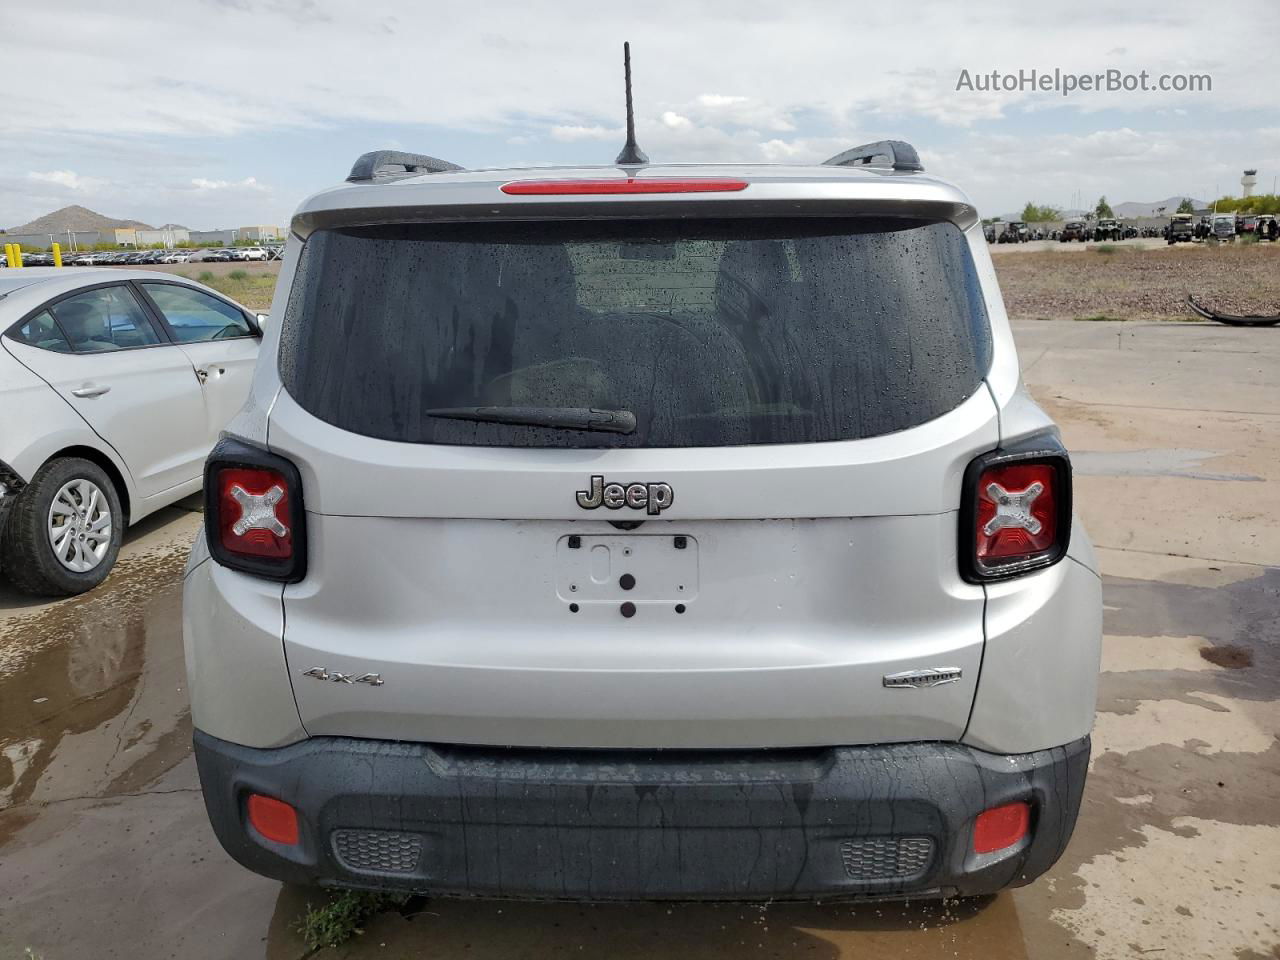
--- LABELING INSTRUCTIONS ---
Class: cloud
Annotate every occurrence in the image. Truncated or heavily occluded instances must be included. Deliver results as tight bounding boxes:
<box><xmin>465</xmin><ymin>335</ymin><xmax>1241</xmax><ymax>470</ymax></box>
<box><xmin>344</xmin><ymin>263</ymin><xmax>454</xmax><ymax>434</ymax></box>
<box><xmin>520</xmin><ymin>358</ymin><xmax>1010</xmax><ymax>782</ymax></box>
<box><xmin>3</xmin><ymin>0</ymin><xmax>1271</xmax><ymax>140</ymax></box>
<box><xmin>27</xmin><ymin>169</ymin><xmax>104</xmax><ymax>191</ymax></box>
<box><xmin>549</xmin><ymin>124</ymin><xmax>622</xmax><ymax>142</ymax></box>
<box><xmin>190</xmin><ymin>176</ymin><xmax>268</xmax><ymax>192</ymax></box>
<box><xmin>1</xmin><ymin>0</ymin><xmax>1275</xmax><ymax>225</ymax></box>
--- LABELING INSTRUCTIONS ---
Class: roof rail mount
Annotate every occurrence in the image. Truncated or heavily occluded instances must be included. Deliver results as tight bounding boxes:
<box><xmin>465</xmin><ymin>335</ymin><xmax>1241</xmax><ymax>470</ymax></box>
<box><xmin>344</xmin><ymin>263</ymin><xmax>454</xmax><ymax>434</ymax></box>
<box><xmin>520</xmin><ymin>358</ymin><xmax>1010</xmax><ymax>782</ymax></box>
<box><xmin>347</xmin><ymin>150</ymin><xmax>464</xmax><ymax>183</ymax></box>
<box><xmin>823</xmin><ymin>140</ymin><xmax>923</xmax><ymax>173</ymax></box>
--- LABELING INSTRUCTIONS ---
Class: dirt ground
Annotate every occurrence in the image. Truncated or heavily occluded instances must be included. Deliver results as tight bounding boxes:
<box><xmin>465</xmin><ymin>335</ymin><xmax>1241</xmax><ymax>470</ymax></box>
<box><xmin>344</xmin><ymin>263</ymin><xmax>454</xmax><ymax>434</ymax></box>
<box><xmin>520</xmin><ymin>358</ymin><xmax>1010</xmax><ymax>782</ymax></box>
<box><xmin>134</xmin><ymin>241</ymin><xmax>1280</xmax><ymax>321</ymax></box>
<box><xmin>992</xmin><ymin>241</ymin><xmax>1280</xmax><ymax>321</ymax></box>
<box><xmin>1</xmin><ymin>315</ymin><xmax>1278</xmax><ymax>956</ymax></box>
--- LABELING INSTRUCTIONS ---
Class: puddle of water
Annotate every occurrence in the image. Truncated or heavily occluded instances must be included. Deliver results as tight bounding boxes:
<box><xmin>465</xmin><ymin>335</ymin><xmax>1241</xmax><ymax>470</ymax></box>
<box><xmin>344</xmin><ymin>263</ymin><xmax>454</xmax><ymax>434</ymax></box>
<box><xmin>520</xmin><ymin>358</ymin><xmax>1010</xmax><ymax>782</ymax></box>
<box><xmin>0</xmin><ymin>545</ymin><xmax>190</xmax><ymax>812</ymax></box>
<box><xmin>278</xmin><ymin>893</ymin><xmax>1032</xmax><ymax>960</ymax></box>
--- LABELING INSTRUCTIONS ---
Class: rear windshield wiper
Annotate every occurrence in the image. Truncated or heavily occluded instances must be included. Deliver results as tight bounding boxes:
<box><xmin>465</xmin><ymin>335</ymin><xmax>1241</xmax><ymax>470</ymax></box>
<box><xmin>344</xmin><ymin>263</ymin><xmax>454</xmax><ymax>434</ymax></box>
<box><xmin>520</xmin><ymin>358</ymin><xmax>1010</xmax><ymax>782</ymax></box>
<box><xmin>424</xmin><ymin>406</ymin><xmax>637</xmax><ymax>434</ymax></box>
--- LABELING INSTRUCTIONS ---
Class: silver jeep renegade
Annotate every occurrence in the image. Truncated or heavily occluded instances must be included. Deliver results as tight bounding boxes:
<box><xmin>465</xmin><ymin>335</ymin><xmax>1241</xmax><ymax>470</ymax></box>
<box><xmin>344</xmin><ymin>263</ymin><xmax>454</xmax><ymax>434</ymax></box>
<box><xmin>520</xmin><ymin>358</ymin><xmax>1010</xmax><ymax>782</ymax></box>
<box><xmin>184</xmin><ymin>137</ymin><xmax>1101</xmax><ymax>901</ymax></box>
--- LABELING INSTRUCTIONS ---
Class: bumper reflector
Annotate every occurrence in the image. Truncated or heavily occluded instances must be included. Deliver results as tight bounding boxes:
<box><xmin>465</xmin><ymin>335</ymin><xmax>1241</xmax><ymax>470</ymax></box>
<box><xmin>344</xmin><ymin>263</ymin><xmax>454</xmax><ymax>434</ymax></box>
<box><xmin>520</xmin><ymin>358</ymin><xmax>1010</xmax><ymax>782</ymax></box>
<box><xmin>247</xmin><ymin>793</ymin><xmax>299</xmax><ymax>846</ymax></box>
<box><xmin>973</xmin><ymin>801</ymin><xmax>1031</xmax><ymax>854</ymax></box>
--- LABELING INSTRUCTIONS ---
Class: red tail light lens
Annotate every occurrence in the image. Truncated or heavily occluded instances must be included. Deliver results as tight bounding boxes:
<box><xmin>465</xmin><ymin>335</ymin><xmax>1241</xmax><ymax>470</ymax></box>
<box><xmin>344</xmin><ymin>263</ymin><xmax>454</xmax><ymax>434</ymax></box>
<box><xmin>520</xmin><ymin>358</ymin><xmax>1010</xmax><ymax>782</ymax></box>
<box><xmin>973</xmin><ymin>801</ymin><xmax>1030</xmax><ymax>854</ymax></box>
<box><xmin>960</xmin><ymin>437</ymin><xmax>1071</xmax><ymax>582</ymax></box>
<box><xmin>217</xmin><ymin>467</ymin><xmax>292</xmax><ymax>559</ymax></box>
<box><xmin>204</xmin><ymin>438</ymin><xmax>306</xmax><ymax>582</ymax></box>
<box><xmin>975</xmin><ymin>463</ymin><xmax>1057</xmax><ymax>561</ymax></box>
<box><xmin>500</xmin><ymin>178</ymin><xmax>749</xmax><ymax>195</ymax></box>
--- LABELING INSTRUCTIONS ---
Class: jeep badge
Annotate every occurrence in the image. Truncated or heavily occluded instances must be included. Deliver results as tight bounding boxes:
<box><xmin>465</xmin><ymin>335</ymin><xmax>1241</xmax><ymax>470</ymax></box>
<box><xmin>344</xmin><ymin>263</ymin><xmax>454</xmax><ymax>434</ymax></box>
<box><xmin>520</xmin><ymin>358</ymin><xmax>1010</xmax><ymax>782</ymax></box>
<box><xmin>576</xmin><ymin>475</ymin><xmax>674</xmax><ymax>515</ymax></box>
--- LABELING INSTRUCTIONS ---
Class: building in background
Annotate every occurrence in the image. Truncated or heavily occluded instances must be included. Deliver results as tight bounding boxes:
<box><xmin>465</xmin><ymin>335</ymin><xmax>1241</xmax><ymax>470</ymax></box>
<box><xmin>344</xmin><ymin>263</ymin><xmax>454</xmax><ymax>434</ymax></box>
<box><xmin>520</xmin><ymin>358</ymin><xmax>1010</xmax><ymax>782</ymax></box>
<box><xmin>135</xmin><ymin>227</ymin><xmax>190</xmax><ymax>247</ymax></box>
<box><xmin>190</xmin><ymin>228</ymin><xmax>239</xmax><ymax>246</ymax></box>
<box><xmin>1241</xmin><ymin>169</ymin><xmax>1258</xmax><ymax>198</ymax></box>
<box><xmin>0</xmin><ymin>231</ymin><xmax>102</xmax><ymax>250</ymax></box>
<box><xmin>239</xmin><ymin>225</ymin><xmax>283</xmax><ymax>241</ymax></box>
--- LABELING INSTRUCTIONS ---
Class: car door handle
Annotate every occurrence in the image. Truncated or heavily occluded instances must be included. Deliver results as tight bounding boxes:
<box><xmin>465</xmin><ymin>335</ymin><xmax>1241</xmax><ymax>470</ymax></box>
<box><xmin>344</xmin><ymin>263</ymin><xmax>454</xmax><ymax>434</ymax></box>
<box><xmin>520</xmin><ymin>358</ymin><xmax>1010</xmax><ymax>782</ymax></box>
<box><xmin>71</xmin><ymin>383</ymin><xmax>111</xmax><ymax>398</ymax></box>
<box><xmin>195</xmin><ymin>365</ymin><xmax>226</xmax><ymax>383</ymax></box>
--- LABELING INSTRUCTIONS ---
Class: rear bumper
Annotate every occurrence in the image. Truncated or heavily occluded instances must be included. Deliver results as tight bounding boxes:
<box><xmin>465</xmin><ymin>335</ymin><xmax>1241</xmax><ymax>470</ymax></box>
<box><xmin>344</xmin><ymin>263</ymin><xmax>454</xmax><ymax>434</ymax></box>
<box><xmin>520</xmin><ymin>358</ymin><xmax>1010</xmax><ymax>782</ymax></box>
<box><xmin>194</xmin><ymin>730</ymin><xmax>1089</xmax><ymax>901</ymax></box>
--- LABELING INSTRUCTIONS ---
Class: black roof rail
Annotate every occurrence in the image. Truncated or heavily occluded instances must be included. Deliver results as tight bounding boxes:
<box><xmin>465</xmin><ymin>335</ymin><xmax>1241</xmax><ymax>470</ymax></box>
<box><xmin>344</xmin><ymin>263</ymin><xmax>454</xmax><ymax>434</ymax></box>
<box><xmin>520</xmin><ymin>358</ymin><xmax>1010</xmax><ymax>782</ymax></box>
<box><xmin>347</xmin><ymin>150</ymin><xmax>464</xmax><ymax>183</ymax></box>
<box><xmin>822</xmin><ymin>140</ymin><xmax>923</xmax><ymax>173</ymax></box>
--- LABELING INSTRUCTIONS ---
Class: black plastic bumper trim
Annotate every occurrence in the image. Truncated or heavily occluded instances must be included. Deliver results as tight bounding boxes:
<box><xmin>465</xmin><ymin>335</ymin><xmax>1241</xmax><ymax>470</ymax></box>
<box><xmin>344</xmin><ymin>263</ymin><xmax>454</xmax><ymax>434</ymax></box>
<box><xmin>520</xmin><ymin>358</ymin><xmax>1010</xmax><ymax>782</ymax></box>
<box><xmin>193</xmin><ymin>731</ymin><xmax>1089</xmax><ymax>901</ymax></box>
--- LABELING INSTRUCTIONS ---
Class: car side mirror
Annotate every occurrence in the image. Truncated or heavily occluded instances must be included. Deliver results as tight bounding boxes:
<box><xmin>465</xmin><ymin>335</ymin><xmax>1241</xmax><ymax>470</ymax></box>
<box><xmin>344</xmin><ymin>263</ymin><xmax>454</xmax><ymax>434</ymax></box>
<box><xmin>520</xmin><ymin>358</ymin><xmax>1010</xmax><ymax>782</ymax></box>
<box><xmin>255</xmin><ymin>313</ymin><xmax>269</xmax><ymax>332</ymax></box>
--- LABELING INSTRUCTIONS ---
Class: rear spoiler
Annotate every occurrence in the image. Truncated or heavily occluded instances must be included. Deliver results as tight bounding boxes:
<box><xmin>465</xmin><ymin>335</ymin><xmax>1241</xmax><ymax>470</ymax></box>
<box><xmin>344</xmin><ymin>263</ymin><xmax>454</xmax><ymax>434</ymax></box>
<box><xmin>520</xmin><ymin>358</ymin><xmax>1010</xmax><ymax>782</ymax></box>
<box><xmin>347</xmin><ymin>151</ymin><xmax>464</xmax><ymax>183</ymax></box>
<box><xmin>823</xmin><ymin>140</ymin><xmax>923</xmax><ymax>173</ymax></box>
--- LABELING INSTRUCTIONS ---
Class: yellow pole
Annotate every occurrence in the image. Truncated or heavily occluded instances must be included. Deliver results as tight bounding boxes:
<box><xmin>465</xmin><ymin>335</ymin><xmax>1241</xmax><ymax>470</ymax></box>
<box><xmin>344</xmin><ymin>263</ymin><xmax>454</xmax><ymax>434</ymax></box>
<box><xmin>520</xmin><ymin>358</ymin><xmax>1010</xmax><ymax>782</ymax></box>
<box><xmin>4</xmin><ymin>244</ymin><xmax>15</xmax><ymax>268</ymax></box>
<box><xmin>13</xmin><ymin>245</ymin><xmax>22</xmax><ymax>268</ymax></box>
<box><xmin>52</xmin><ymin>242</ymin><xmax>63</xmax><ymax>267</ymax></box>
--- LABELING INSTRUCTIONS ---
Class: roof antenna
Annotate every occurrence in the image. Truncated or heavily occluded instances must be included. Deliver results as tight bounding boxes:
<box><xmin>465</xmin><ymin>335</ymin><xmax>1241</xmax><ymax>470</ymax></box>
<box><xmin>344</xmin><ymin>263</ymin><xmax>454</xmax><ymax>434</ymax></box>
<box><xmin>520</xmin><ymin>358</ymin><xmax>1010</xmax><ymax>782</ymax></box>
<box><xmin>615</xmin><ymin>42</ymin><xmax>648</xmax><ymax>165</ymax></box>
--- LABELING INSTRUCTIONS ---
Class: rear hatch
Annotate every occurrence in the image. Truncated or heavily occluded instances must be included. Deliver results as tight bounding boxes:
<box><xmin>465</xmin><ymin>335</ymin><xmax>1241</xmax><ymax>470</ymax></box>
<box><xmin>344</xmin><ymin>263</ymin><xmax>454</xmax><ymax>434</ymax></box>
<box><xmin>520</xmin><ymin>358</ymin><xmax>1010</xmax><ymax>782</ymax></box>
<box><xmin>270</xmin><ymin>211</ymin><xmax>998</xmax><ymax>748</ymax></box>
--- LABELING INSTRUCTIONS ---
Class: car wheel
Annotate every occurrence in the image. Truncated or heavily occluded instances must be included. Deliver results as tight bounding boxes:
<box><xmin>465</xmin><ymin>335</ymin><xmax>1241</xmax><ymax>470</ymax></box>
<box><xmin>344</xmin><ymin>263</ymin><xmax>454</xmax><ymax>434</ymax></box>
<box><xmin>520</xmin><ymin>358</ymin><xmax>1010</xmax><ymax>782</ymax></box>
<box><xmin>1</xmin><ymin>457</ymin><xmax>124</xmax><ymax>596</ymax></box>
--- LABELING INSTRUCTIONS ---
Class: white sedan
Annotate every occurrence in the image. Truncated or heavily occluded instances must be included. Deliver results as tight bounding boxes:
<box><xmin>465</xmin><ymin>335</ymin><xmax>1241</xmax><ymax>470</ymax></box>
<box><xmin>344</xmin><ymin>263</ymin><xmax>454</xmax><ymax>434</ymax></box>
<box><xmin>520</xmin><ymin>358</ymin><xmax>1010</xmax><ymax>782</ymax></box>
<box><xmin>0</xmin><ymin>268</ymin><xmax>265</xmax><ymax>595</ymax></box>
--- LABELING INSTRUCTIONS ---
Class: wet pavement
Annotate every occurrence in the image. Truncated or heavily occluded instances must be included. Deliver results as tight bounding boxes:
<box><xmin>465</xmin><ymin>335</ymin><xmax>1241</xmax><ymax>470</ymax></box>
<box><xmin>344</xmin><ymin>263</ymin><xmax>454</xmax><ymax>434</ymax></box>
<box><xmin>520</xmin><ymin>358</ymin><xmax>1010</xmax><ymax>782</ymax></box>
<box><xmin>1</xmin><ymin>320</ymin><xmax>1277</xmax><ymax>959</ymax></box>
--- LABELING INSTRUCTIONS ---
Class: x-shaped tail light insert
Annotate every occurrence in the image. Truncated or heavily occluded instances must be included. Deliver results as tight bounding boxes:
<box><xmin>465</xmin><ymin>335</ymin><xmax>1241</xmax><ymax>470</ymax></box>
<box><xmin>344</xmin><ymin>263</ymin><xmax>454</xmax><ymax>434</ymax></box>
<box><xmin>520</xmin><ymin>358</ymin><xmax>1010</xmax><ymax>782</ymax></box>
<box><xmin>230</xmin><ymin>484</ymin><xmax>288</xmax><ymax>537</ymax></box>
<box><xmin>982</xmin><ymin>480</ymin><xmax>1044</xmax><ymax>535</ymax></box>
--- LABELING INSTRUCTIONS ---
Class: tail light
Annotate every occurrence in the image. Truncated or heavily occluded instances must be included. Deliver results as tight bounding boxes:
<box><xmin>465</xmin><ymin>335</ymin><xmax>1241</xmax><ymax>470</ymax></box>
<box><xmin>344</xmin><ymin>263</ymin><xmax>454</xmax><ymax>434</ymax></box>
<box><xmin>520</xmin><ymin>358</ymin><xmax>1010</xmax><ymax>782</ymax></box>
<box><xmin>204</xmin><ymin>438</ymin><xmax>307</xmax><ymax>582</ymax></box>
<box><xmin>960</xmin><ymin>433</ymin><xmax>1071</xmax><ymax>582</ymax></box>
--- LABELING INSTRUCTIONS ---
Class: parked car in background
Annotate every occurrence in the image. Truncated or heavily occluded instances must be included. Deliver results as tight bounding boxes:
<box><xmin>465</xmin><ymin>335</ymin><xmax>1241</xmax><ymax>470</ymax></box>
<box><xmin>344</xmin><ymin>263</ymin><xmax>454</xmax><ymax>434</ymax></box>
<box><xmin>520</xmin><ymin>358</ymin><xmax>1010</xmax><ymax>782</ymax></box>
<box><xmin>1060</xmin><ymin>220</ymin><xmax>1087</xmax><ymax>242</ymax></box>
<box><xmin>1255</xmin><ymin>215</ymin><xmax>1279</xmax><ymax>242</ymax></box>
<box><xmin>1167</xmin><ymin>213</ymin><xmax>1195</xmax><ymax>244</ymax></box>
<box><xmin>1212</xmin><ymin>213</ymin><xmax>1237</xmax><ymax>241</ymax></box>
<box><xmin>187</xmin><ymin>144</ymin><xmax>1100</xmax><ymax>903</ymax></box>
<box><xmin>0</xmin><ymin>268</ymin><xmax>266</xmax><ymax>595</ymax></box>
<box><xmin>1094</xmin><ymin>218</ymin><xmax>1121</xmax><ymax>241</ymax></box>
<box><xmin>997</xmin><ymin>221</ymin><xmax>1028</xmax><ymax>243</ymax></box>
<box><xmin>235</xmin><ymin>247</ymin><xmax>271</xmax><ymax>261</ymax></box>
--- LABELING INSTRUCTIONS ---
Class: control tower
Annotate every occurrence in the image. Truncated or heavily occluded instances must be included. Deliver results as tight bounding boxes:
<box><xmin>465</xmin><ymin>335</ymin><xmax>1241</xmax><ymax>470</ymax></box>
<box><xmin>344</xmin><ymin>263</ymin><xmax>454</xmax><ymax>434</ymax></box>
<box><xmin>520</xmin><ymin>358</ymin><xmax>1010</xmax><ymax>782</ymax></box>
<box><xmin>1242</xmin><ymin>169</ymin><xmax>1258</xmax><ymax>198</ymax></box>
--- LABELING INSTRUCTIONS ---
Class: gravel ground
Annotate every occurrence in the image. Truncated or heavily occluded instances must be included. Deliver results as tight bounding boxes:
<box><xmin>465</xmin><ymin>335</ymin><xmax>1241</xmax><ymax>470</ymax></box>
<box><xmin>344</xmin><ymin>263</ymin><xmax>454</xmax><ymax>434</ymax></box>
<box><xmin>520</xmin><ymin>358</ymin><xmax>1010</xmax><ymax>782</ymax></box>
<box><xmin>992</xmin><ymin>243</ymin><xmax>1280</xmax><ymax>320</ymax></box>
<box><xmin>131</xmin><ymin>243</ymin><xmax>1280</xmax><ymax>320</ymax></box>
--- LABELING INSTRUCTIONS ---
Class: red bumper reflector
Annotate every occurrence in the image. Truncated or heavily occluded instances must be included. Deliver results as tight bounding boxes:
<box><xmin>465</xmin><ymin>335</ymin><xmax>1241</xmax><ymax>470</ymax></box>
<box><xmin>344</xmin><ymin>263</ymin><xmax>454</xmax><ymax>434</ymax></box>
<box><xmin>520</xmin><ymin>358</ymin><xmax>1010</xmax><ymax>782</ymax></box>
<box><xmin>973</xmin><ymin>801</ymin><xmax>1030</xmax><ymax>854</ymax></box>
<box><xmin>247</xmin><ymin>793</ymin><xmax>299</xmax><ymax>846</ymax></box>
<box><xmin>500</xmin><ymin>178</ymin><xmax>749</xmax><ymax>195</ymax></box>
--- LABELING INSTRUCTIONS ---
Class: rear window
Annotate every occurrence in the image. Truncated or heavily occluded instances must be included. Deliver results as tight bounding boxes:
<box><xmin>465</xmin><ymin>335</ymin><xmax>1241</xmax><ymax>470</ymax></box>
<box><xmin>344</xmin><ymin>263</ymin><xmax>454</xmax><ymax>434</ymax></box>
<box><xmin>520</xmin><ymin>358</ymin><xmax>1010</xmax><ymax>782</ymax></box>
<box><xmin>280</xmin><ymin>218</ymin><xmax>992</xmax><ymax>448</ymax></box>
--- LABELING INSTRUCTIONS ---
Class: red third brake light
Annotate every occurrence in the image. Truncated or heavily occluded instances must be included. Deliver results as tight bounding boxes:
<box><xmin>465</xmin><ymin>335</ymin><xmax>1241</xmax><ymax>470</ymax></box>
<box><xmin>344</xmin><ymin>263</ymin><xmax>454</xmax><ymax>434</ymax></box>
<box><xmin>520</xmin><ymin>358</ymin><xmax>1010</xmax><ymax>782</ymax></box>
<box><xmin>500</xmin><ymin>178</ymin><xmax>749</xmax><ymax>195</ymax></box>
<box><xmin>216</xmin><ymin>466</ymin><xmax>293</xmax><ymax>559</ymax></box>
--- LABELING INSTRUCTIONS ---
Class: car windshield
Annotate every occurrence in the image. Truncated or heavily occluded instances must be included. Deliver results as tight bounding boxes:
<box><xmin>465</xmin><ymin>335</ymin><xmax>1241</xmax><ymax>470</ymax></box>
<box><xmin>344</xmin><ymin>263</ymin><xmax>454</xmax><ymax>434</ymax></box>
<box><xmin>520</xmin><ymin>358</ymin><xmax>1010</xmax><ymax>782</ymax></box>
<box><xmin>280</xmin><ymin>217</ymin><xmax>992</xmax><ymax>449</ymax></box>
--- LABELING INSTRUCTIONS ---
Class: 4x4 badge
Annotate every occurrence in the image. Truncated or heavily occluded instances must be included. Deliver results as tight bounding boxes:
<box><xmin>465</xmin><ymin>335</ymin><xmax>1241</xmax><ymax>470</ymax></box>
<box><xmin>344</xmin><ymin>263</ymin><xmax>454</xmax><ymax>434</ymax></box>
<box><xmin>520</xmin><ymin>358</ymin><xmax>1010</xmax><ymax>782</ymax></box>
<box><xmin>576</xmin><ymin>475</ymin><xmax>674</xmax><ymax>515</ymax></box>
<box><xmin>301</xmin><ymin>667</ymin><xmax>384</xmax><ymax>687</ymax></box>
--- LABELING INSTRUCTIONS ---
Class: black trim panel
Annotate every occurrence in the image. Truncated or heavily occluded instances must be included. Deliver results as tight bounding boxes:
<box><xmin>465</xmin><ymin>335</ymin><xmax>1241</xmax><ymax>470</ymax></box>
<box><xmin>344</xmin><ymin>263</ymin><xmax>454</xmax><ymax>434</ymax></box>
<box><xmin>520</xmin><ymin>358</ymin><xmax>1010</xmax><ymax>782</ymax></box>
<box><xmin>193</xmin><ymin>731</ymin><xmax>1090</xmax><ymax>901</ymax></box>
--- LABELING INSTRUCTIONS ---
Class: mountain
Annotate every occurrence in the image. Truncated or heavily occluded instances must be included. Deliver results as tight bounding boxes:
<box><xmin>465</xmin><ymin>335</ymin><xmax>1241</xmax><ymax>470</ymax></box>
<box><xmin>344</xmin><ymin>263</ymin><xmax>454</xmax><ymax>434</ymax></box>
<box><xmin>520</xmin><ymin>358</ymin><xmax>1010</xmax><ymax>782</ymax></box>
<box><xmin>1112</xmin><ymin>197</ymin><xmax>1204</xmax><ymax>218</ymax></box>
<box><xmin>6</xmin><ymin>205</ymin><xmax>153</xmax><ymax>235</ymax></box>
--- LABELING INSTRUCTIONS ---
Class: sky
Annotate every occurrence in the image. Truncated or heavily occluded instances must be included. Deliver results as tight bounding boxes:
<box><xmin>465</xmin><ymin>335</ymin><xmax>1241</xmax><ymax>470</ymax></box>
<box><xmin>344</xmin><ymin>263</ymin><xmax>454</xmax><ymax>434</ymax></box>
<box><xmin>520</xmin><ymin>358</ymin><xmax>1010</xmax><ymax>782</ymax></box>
<box><xmin>2</xmin><ymin>0</ymin><xmax>1277</xmax><ymax>230</ymax></box>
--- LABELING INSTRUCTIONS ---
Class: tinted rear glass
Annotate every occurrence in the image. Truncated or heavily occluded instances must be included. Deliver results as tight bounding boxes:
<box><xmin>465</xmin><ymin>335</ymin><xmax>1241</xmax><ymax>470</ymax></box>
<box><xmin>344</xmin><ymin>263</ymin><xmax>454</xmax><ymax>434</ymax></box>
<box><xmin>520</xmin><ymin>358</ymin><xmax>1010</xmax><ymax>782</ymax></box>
<box><xmin>280</xmin><ymin>218</ymin><xmax>992</xmax><ymax>448</ymax></box>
